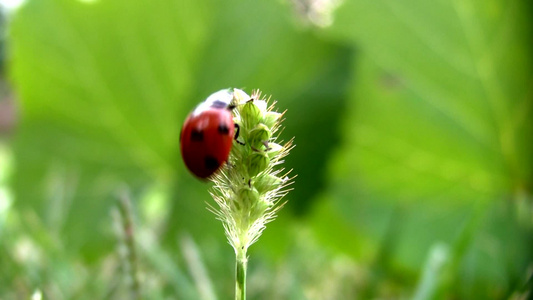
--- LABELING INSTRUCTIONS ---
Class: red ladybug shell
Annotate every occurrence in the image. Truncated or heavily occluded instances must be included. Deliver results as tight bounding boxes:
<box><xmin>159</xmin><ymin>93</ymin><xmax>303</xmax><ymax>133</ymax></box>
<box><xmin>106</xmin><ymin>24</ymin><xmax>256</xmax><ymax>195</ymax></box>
<box><xmin>180</xmin><ymin>94</ymin><xmax>235</xmax><ymax>179</ymax></box>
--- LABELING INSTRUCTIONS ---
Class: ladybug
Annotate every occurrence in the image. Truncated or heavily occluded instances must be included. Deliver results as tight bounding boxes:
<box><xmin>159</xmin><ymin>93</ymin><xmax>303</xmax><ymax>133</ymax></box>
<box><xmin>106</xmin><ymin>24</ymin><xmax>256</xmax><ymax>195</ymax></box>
<box><xmin>180</xmin><ymin>89</ymin><xmax>240</xmax><ymax>179</ymax></box>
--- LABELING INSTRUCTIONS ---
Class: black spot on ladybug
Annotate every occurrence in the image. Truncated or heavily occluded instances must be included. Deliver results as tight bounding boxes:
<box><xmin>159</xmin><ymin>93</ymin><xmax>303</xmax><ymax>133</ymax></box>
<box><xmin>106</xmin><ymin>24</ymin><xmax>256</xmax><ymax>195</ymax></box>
<box><xmin>191</xmin><ymin>129</ymin><xmax>204</xmax><ymax>142</ymax></box>
<box><xmin>211</xmin><ymin>100</ymin><xmax>227</xmax><ymax>109</ymax></box>
<box><xmin>204</xmin><ymin>156</ymin><xmax>219</xmax><ymax>170</ymax></box>
<box><xmin>218</xmin><ymin>124</ymin><xmax>230</xmax><ymax>135</ymax></box>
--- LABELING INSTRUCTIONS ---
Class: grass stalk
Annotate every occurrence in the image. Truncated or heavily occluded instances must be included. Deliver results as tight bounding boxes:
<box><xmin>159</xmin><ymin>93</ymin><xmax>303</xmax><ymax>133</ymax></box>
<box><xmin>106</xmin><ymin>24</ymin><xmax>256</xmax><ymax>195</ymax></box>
<box><xmin>235</xmin><ymin>248</ymin><xmax>248</xmax><ymax>300</ymax></box>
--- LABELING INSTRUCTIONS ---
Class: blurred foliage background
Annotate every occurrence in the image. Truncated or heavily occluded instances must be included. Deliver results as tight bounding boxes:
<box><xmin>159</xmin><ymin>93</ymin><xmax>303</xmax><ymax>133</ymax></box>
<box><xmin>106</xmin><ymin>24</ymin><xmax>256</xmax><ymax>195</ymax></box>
<box><xmin>0</xmin><ymin>0</ymin><xmax>532</xmax><ymax>299</ymax></box>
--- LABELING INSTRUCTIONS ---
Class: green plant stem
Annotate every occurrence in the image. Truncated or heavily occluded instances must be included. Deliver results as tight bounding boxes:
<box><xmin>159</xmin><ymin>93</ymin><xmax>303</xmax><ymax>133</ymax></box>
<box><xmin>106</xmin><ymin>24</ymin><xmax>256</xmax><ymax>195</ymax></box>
<box><xmin>118</xmin><ymin>191</ymin><xmax>141</xmax><ymax>300</ymax></box>
<box><xmin>235</xmin><ymin>248</ymin><xmax>248</xmax><ymax>300</ymax></box>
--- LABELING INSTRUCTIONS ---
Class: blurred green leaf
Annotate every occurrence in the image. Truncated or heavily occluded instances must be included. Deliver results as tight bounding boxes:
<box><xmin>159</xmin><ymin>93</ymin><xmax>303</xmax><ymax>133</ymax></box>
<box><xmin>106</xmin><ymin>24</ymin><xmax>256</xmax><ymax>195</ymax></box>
<box><xmin>9</xmin><ymin>0</ymin><xmax>213</xmax><ymax>257</ymax></box>
<box><xmin>326</xmin><ymin>0</ymin><xmax>532</xmax><ymax>204</ymax></box>
<box><xmin>313</xmin><ymin>0</ymin><xmax>533</xmax><ymax>297</ymax></box>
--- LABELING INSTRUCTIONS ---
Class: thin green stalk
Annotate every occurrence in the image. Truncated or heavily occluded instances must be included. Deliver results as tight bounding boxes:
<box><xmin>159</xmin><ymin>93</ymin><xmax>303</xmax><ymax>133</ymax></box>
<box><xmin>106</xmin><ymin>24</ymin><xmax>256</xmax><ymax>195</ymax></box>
<box><xmin>117</xmin><ymin>190</ymin><xmax>141</xmax><ymax>300</ymax></box>
<box><xmin>235</xmin><ymin>249</ymin><xmax>247</xmax><ymax>300</ymax></box>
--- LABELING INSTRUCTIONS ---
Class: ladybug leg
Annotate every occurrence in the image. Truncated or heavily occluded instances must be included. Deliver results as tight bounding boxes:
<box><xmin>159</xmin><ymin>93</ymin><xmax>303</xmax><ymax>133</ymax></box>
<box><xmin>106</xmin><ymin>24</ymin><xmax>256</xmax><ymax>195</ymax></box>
<box><xmin>262</xmin><ymin>141</ymin><xmax>271</xmax><ymax>151</ymax></box>
<box><xmin>234</xmin><ymin>123</ymin><xmax>245</xmax><ymax>145</ymax></box>
<box><xmin>250</xmin><ymin>141</ymin><xmax>271</xmax><ymax>152</ymax></box>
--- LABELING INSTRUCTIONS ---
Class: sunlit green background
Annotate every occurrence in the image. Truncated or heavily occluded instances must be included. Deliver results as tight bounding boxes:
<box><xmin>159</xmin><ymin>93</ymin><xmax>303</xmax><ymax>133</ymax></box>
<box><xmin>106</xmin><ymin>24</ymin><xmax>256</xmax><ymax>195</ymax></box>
<box><xmin>0</xmin><ymin>0</ymin><xmax>532</xmax><ymax>299</ymax></box>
